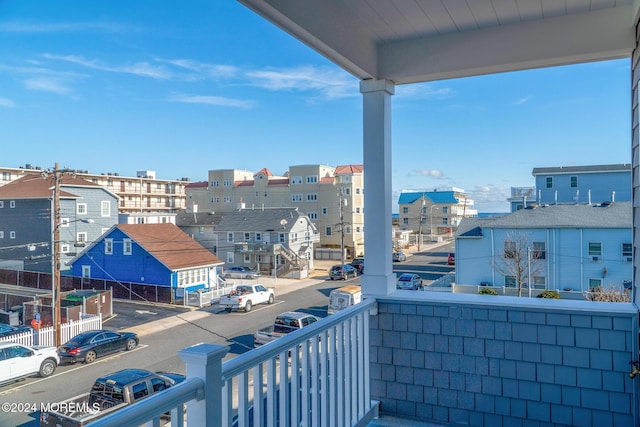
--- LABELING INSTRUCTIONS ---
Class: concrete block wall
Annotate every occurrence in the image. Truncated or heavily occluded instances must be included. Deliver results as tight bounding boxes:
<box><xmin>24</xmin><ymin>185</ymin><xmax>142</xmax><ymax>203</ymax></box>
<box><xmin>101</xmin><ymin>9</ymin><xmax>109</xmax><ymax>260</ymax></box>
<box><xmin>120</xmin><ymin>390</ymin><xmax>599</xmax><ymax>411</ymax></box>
<box><xmin>370</xmin><ymin>296</ymin><xmax>639</xmax><ymax>426</ymax></box>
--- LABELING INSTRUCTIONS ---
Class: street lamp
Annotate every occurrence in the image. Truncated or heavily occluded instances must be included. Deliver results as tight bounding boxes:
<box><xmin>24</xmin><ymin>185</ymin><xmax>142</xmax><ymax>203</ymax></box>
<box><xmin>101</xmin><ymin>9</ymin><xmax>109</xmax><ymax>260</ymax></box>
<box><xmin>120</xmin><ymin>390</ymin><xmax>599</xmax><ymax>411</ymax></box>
<box><xmin>417</xmin><ymin>196</ymin><xmax>426</xmax><ymax>251</ymax></box>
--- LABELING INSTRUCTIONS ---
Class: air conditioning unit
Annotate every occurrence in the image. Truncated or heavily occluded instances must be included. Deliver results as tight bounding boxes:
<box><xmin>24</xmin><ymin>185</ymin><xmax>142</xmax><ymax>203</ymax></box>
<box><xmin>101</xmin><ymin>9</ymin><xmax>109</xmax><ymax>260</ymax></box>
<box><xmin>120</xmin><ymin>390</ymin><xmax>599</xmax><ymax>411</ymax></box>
<box><xmin>591</xmin><ymin>256</ymin><xmax>599</xmax><ymax>261</ymax></box>
<box><xmin>626</xmin><ymin>257</ymin><xmax>633</xmax><ymax>262</ymax></box>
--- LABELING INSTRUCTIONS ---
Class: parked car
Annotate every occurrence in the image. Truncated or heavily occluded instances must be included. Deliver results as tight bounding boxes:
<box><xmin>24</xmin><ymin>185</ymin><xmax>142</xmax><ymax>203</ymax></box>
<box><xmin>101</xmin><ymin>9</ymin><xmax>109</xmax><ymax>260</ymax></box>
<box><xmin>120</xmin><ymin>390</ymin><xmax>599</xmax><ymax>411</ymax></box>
<box><xmin>58</xmin><ymin>329</ymin><xmax>139</xmax><ymax>364</ymax></box>
<box><xmin>329</xmin><ymin>264</ymin><xmax>358</xmax><ymax>280</ymax></box>
<box><xmin>392</xmin><ymin>252</ymin><xmax>406</xmax><ymax>262</ymax></box>
<box><xmin>0</xmin><ymin>342</ymin><xmax>59</xmax><ymax>385</ymax></box>
<box><xmin>350</xmin><ymin>257</ymin><xmax>365</xmax><ymax>273</ymax></box>
<box><xmin>0</xmin><ymin>323</ymin><xmax>32</xmax><ymax>338</ymax></box>
<box><xmin>448</xmin><ymin>252</ymin><xmax>455</xmax><ymax>265</ymax></box>
<box><xmin>224</xmin><ymin>266</ymin><xmax>261</xmax><ymax>279</ymax></box>
<box><xmin>396</xmin><ymin>273</ymin><xmax>423</xmax><ymax>290</ymax></box>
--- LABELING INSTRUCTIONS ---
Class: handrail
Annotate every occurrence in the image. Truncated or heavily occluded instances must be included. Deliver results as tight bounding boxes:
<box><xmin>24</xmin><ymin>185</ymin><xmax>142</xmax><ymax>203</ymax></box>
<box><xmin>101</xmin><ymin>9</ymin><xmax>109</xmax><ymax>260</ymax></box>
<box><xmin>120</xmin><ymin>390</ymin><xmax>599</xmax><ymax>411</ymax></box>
<box><xmin>89</xmin><ymin>377</ymin><xmax>205</xmax><ymax>427</ymax></box>
<box><xmin>222</xmin><ymin>298</ymin><xmax>375</xmax><ymax>380</ymax></box>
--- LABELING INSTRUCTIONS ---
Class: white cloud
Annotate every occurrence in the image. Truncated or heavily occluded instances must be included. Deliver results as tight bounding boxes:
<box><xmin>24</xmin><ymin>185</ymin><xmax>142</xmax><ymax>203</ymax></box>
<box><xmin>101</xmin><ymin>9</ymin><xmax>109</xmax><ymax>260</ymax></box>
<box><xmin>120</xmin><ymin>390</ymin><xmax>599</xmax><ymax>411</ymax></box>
<box><xmin>43</xmin><ymin>54</ymin><xmax>173</xmax><ymax>80</ymax></box>
<box><xmin>0</xmin><ymin>97</ymin><xmax>15</xmax><ymax>107</ymax></box>
<box><xmin>23</xmin><ymin>77</ymin><xmax>71</xmax><ymax>94</ymax></box>
<box><xmin>159</xmin><ymin>59</ymin><xmax>238</xmax><ymax>79</ymax></box>
<box><xmin>245</xmin><ymin>65</ymin><xmax>357</xmax><ymax>100</ymax></box>
<box><xmin>395</xmin><ymin>83</ymin><xmax>454</xmax><ymax>99</ymax></box>
<box><xmin>414</xmin><ymin>169</ymin><xmax>446</xmax><ymax>179</ymax></box>
<box><xmin>169</xmin><ymin>93</ymin><xmax>255</xmax><ymax>109</ymax></box>
<box><xmin>514</xmin><ymin>95</ymin><xmax>532</xmax><ymax>105</ymax></box>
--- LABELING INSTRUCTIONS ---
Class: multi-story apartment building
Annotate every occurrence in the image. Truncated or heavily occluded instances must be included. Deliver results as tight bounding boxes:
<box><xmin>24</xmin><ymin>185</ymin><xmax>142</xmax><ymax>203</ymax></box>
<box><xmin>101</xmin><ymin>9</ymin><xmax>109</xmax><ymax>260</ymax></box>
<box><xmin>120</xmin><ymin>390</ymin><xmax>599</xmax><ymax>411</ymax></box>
<box><xmin>190</xmin><ymin>164</ymin><xmax>365</xmax><ymax>258</ymax></box>
<box><xmin>397</xmin><ymin>188</ymin><xmax>477</xmax><ymax>240</ymax></box>
<box><xmin>0</xmin><ymin>165</ymin><xmax>189</xmax><ymax>214</ymax></box>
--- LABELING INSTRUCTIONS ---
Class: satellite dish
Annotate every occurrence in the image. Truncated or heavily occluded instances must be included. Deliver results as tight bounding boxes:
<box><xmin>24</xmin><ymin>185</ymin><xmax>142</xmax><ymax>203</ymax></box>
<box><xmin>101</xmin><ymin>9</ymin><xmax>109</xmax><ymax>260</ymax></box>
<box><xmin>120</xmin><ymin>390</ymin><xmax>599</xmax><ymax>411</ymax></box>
<box><xmin>280</xmin><ymin>219</ymin><xmax>288</xmax><ymax>227</ymax></box>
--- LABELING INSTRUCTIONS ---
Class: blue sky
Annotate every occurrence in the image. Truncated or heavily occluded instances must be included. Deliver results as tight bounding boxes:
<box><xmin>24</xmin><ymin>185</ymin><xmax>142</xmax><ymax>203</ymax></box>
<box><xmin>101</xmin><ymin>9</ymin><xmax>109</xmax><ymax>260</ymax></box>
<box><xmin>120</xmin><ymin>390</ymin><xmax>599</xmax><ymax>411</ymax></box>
<box><xmin>0</xmin><ymin>1</ymin><xmax>631</xmax><ymax>213</ymax></box>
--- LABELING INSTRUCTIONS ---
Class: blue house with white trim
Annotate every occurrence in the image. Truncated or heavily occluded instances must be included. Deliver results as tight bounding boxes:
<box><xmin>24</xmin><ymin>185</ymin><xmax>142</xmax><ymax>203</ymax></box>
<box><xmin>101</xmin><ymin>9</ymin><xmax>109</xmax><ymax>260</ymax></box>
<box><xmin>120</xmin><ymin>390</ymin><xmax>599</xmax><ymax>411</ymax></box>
<box><xmin>67</xmin><ymin>223</ymin><xmax>224</xmax><ymax>300</ymax></box>
<box><xmin>456</xmin><ymin>201</ymin><xmax>632</xmax><ymax>292</ymax></box>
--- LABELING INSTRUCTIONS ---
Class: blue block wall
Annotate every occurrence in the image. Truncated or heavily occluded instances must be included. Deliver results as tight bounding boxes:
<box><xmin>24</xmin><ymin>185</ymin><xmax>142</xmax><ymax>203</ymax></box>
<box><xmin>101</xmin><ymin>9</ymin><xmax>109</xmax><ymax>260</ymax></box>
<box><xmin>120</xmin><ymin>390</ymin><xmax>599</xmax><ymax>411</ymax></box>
<box><xmin>370</xmin><ymin>298</ymin><xmax>639</xmax><ymax>427</ymax></box>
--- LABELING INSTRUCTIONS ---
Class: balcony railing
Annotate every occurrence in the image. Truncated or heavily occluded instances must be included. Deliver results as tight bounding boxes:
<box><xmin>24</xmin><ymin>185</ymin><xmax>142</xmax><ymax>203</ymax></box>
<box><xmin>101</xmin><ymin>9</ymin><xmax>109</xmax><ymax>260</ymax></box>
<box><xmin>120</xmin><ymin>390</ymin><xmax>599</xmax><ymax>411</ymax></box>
<box><xmin>91</xmin><ymin>298</ymin><xmax>379</xmax><ymax>427</ymax></box>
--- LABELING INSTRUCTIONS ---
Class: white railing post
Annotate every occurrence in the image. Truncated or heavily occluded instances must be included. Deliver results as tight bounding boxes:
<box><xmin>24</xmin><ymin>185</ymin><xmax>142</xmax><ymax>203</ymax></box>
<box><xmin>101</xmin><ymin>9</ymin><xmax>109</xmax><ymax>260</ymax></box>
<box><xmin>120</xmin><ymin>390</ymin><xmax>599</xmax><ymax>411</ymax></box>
<box><xmin>178</xmin><ymin>343</ymin><xmax>229</xmax><ymax>427</ymax></box>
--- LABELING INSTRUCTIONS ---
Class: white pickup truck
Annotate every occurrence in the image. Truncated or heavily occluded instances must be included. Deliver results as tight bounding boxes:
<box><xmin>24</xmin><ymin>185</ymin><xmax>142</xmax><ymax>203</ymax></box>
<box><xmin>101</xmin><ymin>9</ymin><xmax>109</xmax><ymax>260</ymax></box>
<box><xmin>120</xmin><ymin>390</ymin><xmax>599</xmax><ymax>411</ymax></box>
<box><xmin>253</xmin><ymin>311</ymin><xmax>320</xmax><ymax>346</ymax></box>
<box><xmin>219</xmin><ymin>284</ymin><xmax>275</xmax><ymax>312</ymax></box>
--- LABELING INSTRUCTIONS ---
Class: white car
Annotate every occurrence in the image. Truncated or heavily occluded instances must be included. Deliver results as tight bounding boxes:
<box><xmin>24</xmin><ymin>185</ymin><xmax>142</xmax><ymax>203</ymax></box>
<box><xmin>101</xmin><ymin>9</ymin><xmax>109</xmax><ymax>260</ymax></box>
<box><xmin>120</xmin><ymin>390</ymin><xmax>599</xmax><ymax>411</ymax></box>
<box><xmin>0</xmin><ymin>342</ymin><xmax>59</xmax><ymax>385</ymax></box>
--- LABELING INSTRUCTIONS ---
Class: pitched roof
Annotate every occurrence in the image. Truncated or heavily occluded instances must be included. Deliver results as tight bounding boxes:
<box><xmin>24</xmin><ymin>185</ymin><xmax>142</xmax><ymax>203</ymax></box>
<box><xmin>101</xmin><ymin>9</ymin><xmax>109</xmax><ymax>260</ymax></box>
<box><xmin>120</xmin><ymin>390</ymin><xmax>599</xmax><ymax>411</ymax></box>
<box><xmin>398</xmin><ymin>191</ymin><xmax>459</xmax><ymax>205</ymax></box>
<box><xmin>117</xmin><ymin>223</ymin><xmax>223</xmax><ymax>270</ymax></box>
<box><xmin>175</xmin><ymin>211</ymin><xmax>223</xmax><ymax>227</ymax></box>
<box><xmin>466</xmin><ymin>201</ymin><xmax>631</xmax><ymax>230</ymax></box>
<box><xmin>215</xmin><ymin>207</ymin><xmax>310</xmax><ymax>233</ymax></box>
<box><xmin>335</xmin><ymin>164</ymin><xmax>363</xmax><ymax>174</ymax></box>
<box><xmin>0</xmin><ymin>173</ymin><xmax>101</xmax><ymax>199</ymax></box>
<box><xmin>531</xmin><ymin>164</ymin><xmax>631</xmax><ymax>175</ymax></box>
<box><xmin>254</xmin><ymin>168</ymin><xmax>273</xmax><ymax>177</ymax></box>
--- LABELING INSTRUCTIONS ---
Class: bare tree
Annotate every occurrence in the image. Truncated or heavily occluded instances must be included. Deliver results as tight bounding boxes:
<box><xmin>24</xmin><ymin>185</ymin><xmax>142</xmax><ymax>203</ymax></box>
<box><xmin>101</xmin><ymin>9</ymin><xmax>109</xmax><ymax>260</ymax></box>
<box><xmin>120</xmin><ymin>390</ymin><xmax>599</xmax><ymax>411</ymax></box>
<box><xmin>494</xmin><ymin>232</ymin><xmax>545</xmax><ymax>297</ymax></box>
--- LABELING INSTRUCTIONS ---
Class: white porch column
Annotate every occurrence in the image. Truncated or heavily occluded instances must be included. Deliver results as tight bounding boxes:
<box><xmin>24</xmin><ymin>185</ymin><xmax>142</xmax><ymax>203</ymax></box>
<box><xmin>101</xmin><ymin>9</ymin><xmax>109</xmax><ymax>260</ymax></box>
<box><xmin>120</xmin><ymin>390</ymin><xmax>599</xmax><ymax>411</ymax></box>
<box><xmin>633</xmin><ymin>19</ymin><xmax>640</xmax><ymax>306</ymax></box>
<box><xmin>360</xmin><ymin>79</ymin><xmax>396</xmax><ymax>296</ymax></box>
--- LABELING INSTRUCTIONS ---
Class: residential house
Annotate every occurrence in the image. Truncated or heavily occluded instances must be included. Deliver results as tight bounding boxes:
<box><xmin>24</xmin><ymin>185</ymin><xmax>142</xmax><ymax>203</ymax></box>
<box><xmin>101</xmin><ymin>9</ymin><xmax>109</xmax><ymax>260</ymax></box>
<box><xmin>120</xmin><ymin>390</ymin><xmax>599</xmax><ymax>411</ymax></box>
<box><xmin>0</xmin><ymin>174</ymin><xmax>118</xmax><ymax>273</ymax></box>
<box><xmin>200</xmin><ymin>164</ymin><xmax>365</xmax><ymax>258</ymax></box>
<box><xmin>397</xmin><ymin>188</ymin><xmax>477</xmax><ymax>241</ymax></box>
<box><xmin>456</xmin><ymin>201</ymin><xmax>632</xmax><ymax>292</ymax></box>
<box><xmin>67</xmin><ymin>223</ymin><xmax>224</xmax><ymax>301</ymax></box>
<box><xmin>508</xmin><ymin>186</ymin><xmax>536</xmax><ymax>212</ymax></box>
<box><xmin>177</xmin><ymin>207</ymin><xmax>319</xmax><ymax>278</ymax></box>
<box><xmin>533</xmin><ymin>164</ymin><xmax>631</xmax><ymax>205</ymax></box>
<box><xmin>0</xmin><ymin>165</ymin><xmax>190</xmax><ymax>214</ymax></box>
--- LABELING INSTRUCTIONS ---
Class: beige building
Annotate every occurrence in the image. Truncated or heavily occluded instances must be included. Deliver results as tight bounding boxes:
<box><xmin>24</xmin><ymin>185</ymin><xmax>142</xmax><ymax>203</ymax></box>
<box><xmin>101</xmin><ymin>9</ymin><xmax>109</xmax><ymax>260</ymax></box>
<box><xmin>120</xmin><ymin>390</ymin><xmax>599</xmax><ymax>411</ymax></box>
<box><xmin>0</xmin><ymin>165</ymin><xmax>189</xmax><ymax>214</ymax></box>
<box><xmin>190</xmin><ymin>164</ymin><xmax>365</xmax><ymax>258</ymax></box>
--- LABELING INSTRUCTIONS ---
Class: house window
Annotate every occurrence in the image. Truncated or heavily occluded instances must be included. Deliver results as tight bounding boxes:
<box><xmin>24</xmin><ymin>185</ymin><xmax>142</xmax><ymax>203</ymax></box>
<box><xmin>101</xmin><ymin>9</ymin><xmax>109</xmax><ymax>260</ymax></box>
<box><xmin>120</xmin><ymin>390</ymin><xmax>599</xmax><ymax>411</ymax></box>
<box><xmin>504</xmin><ymin>276</ymin><xmax>516</xmax><ymax>288</ymax></box>
<box><xmin>622</xmin><ymin>243</ymin><xmax>632</xmax><ymax>257</ymax></box>
<box><xmin>291</xmin><ymin>176</ymin><xmax>302</xmax><ymax>184</ymax></box>
<box><xmin>255</xmin><ymin>232</ymin><xmax>262</xmax><ymax>241</ymax></box>
<box><xmin>504</xmin><ymin>241</ymin><xmax>516</xmax><ymax>258</ymax></box>
<box><xmin>588</xmin><ymin>242</ymin><xmax>602</xmax><ymax>256</ymax></box>
<box><xmin>243</xmin><ymin>254</ymin><xmax>251</xmax><ymax>263</ymax></box>
<box><xmin>321</xmin><ymin>207</ymin><xmax>328</xmax><ymax>215</ymax></box>
<box><xmin>0</xmin><ymin>201</ymin><xmax>3</xmax><ymax>208</ymax></box>
<box><xmin>356</xmin><ymin>226</ymin><xmax>361</xmax><ymax>233</ymax></box>
<box><xmin>570</xmin><ymin>176</ymin><xmax>578</xmax><ymax>188</ymax></box>
<box><xmin>211</xmin><ymin>180</ymin><xmax>219</xmax><ymax>187</ymax></box>
<box><xmin>292</xmin><ymin>194</ymin><xmax>303</xmax><ymax>202</ymax></box>
<box><xmin>402</xmin><ymin>207</ymin><xmax>409</xmax><ymax>214</ymax></box>
<box><xmin>9</xmin><ymin>201</ymin><xmax>15</xmax><ymax>208</ymax></box>
<box><xmin>442</xmin><ymin>206</ymin><xmax>448</xmax><ymax>214</ymax></box>
<box><xmin>60</xmin><ymin>218</ymin><xmax>70</xmax><ymax>227</ymax></box>
<box><xmin>545</xmin><ymin>177</ymin><xmax>553</xmax><ymax>188</ymax></box>
<box><xmin>212</xmin><ymin>197</ymin><xmax>220</xmax><ymax>203</ymax></box>
<box><xmin>344</xmin><ymin>188</ymin><xmax>351</xmax><ymax>195</ymax></box>
<box><xmin>345</xmin><ymin>226</ymin><xmax>351</xmax><ymax>234</ymax></box>
<box><xmin>0</xmin><ymin>231</ymin><xmax>3</xmax><ymax>238</ymax></box>
<box><xmin>308</xmin><ymin>212</ymin><xmax>318</xmax><ymax>220</ymax></box>
<box><xmin>61</xmin><ymin>244</ymin><xmax>69</xmax><ymax>253</ymax></box>
<box><xmin>244</xmin><ymin>232</ymin><xmax>250</xmax><ymax>241</ymax></box>
<box><xmin>403</xmin><ymin>218</ymin><xmax>408</xmax><ymax>225</ymax></box>
<box><xmin>77</xmin><ymin>203</ymin><xmax>87</xmax><ymax>215</ymax></box>
<box><xmin>291</xmin><ymin>233</ymin><xmax>298</xmax><ymax>242</ymax></box>
<box><xmin>82</xmin><ymin>265</ymin><xmax>91</xmax><ymax>278</ymax></box>
<box><xmin>355</xmin><ymin>207</ymin><xmax>360</xmax><ymax>214</ymax></box>
<box><xmin>123</xmin><ymin>239</ymin><xmax>132</xmax><ymax>255</ymax></box>
<box><xmin>442</xmin><ymin>217</ymin><xmax>448</xmax><ymax>225</ymax></box>
<box><xmin>533</xmin><ymin>276</ymin><xmax>546</xmax><ymax>289</ymax></box>
<box><xmin>306</xmin><ymin>176</ymin><xmax>318</xmax><ymax>184</ymax></box>
<box><xmin>223</xmin><ymin>180</ymin><xmax>232</xmax><ymax>187</ymax></box>
<box><xmin>325</xmin><ymin>227</ymin><xmax>332</xmax><ymax>236</ymax></box>
<box><xmin>227</xmin><ymin>253</ymin><xmax>234</xmax><ymax>264</ymax></box>
<box><xmin>199</xmin><ymin>226</ymin><xmax>204</xmax><ymax>235</ymax></box>
<box><xmin>9</xmin><ymin>231</ymin><xmax>15</xmax><ymax>239</ymax></box>
<box><xmin>533</xmin><ymin>242</ymin><xmax>546</xmax><ymax>259</ymax></box>
<box><xmin>77</xmin><ymin>232</ymin><xmax>87</xmax><ymax>243</ymax></box>
<box><xmin>279</xmin><ymin>233</ymin><xmax>286</xmax><ymax>243</ymax></box>
<box><xmin>227</xmin><ymin>233</ymin><xmax>234</xmax><ymax>243</ymax></box>
<box><xmin>306</xmin><ymin>194</ymin><xmax>318</xmax><ymax>201</ymax></box>
<box><xmin>356</xmin><ymin>188</ymin><xmax>361</xmax><ymax>195</ymax></box>
<box><xmin>105</xmin><ymin>239</ymin><xmax>113</xmax><ymax>254</ymax></box>
<box><xmin>588</xmin><ymin>278</ymin><xmax>602</xmax><ymax>289</ymax></box>
<box><xmin>223</xmin><ymin>196</ymin><xmax>232</xmax><ymax>203</ymax></box>
<box><xmin>101</xmin><ymin>201</ymin><xmax>111</xmax><ymax>217</ymax></box>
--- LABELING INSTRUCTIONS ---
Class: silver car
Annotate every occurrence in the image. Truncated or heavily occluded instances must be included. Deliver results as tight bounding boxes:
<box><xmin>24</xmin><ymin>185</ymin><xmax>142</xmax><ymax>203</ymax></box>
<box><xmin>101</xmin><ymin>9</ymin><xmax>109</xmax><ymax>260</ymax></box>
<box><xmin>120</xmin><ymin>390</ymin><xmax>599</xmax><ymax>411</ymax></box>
<box><xmin>224</xmin><ymin>266</ymin><xmax>260</xmax><ymax>279</ymax></box>
<box><xmin>396</xmin><ymin>273</ymin><xmax>422</xmax><ymax>290</ymax></box>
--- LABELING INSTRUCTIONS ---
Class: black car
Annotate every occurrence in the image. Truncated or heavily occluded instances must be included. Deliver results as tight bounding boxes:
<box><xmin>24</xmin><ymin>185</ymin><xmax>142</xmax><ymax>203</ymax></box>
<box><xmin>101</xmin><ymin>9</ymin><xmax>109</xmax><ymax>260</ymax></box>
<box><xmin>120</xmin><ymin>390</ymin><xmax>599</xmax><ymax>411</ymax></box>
<box><xmin>350</xmin><ymin>257</ymin><xmax>364</xmax><ymax>274</ymax></box>
<box><xmin>329</xmin><ymin>264</ymin><xmax>358</xmax><ymax>280</ymax></box>
<box><xmin>58</xmin><ymin>329</ymin><xmax>139</xmax><ymax>364</ymax></box>
<box><xmin>0</xmin><ymin>323</ymin><xmax>32</xmax><ymax>338</ymax></box>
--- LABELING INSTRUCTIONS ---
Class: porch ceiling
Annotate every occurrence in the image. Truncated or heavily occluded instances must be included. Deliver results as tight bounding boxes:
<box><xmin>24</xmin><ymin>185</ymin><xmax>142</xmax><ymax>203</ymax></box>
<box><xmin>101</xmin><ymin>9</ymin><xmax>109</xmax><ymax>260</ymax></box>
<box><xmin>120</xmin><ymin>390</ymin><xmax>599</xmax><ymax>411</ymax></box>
<box><xmin>239</xmin><ymin>0</ymin><xmax>637</xmax><ymax>84</ymax></box>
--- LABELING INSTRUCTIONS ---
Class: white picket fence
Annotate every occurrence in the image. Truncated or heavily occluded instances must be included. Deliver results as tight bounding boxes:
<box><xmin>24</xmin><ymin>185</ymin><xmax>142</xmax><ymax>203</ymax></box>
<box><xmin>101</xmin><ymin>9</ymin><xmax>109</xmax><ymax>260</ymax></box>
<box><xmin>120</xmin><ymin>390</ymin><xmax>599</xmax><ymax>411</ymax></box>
<box><xmin>0</xmin><ymin>314</ymin><xmax>102</xmax><ymax>347</ymax></box>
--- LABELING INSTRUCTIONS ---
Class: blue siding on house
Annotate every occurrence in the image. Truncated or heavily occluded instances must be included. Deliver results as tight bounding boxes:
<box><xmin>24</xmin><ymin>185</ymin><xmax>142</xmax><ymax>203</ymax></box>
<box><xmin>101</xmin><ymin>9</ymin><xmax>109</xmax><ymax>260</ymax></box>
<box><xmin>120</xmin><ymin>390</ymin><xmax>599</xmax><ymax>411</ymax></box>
<box><xmin>535</xmin><ymin>170</ymin><xmax>630</xmax><ymax>205</ymax></box>
<box><xmin>69</xmin><ymin>228</ymin><xmax>172</xmax><ymax>286</ymax></box>
<box><xmin>370</xmin><ymin>298</ymin><xmax>638</xmax><ymax>427</ymax></box>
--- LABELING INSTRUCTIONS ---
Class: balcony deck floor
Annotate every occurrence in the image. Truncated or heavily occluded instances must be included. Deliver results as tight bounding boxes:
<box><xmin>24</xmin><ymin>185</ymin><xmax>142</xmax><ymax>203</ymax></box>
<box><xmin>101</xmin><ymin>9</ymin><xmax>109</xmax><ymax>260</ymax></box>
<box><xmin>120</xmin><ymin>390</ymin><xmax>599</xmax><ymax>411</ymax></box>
<box><xmin>369</xmin><ymin>415</ymin><xmax>450</xmax><ymax>426</ymax></box>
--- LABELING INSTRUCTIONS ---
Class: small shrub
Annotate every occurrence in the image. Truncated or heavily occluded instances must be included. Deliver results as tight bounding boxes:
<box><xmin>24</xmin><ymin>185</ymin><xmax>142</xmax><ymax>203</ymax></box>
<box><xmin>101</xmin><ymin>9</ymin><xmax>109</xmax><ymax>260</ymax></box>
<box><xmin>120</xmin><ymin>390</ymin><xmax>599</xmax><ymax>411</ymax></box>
<box><xmin>479</xmin><ymin>287</ymin><xmax>498</xmax><ymax>296</ymax></box>
<box><xmin>584</xmin><ymin>285</ymin><xmax>630</xmax><ymax>302</ymax></box>
<box><xmin>537</xmin><ymin>290</ymin><xmax>560</xmax><ymax>299</ymax></box>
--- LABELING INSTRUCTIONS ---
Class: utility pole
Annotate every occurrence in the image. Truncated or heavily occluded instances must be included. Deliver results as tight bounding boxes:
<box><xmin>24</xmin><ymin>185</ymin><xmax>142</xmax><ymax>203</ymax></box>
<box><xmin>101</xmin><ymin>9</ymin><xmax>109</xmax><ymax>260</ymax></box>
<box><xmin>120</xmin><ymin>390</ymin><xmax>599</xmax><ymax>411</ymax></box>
<box><xmin>417</xmin><ymin>195</ymin><xmax>425</xmax><ymax>252</ymax></box>
<box><xmin>43</xmin><ymin>163</ymin><xmax>75</xmax><ymax>347</ymax></box>
<box><xmin>339</xmin><ymin>192</ymin><xmax>346</xmax><ymax>265</ymax></box>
